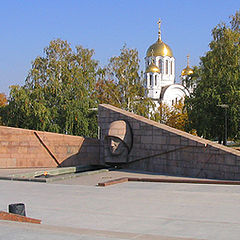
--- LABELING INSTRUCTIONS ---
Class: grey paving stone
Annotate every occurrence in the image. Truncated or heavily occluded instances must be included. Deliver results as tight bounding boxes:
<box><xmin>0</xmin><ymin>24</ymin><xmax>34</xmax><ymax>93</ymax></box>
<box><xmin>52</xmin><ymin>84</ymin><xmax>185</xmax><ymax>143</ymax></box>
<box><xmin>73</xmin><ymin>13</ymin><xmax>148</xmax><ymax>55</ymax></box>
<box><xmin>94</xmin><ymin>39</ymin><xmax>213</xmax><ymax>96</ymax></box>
<box><xmin>1</xmin><ymin>171</ymin><xmax>240</xmax><ymax>239</ymax></box>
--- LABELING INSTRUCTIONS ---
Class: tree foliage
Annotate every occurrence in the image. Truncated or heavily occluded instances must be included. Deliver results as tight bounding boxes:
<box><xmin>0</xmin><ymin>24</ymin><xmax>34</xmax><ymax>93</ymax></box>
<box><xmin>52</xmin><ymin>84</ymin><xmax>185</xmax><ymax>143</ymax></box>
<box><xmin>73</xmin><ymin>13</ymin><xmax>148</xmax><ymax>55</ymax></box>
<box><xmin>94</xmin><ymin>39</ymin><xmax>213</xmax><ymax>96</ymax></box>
<box><xmin>0</xmin><ymin>93</ymin><xmax>7</xmax><ymax>125</ymax></box>
<box><xmin>2</xmin><ymin>39</ymin><xmax>100</xmax><ymax>137</ymax></box>
<box><xmin>95</xmin><ymin>45</ymin><xmax>153</xmax><ymax>117</ymax></box>
<box><xmin>0</xmin><ymin>93</ymin><xmax>7</xmax><ymax>107</ymax></box>
<box><xmin>186</xmin><ymin>10</ymin><xmax>240</xmax><ymax>142</ymax></box>
<box><xmin>152</xmin><ymin>101</ymin><xmax>189</xmax><ymax>131</ymax></box>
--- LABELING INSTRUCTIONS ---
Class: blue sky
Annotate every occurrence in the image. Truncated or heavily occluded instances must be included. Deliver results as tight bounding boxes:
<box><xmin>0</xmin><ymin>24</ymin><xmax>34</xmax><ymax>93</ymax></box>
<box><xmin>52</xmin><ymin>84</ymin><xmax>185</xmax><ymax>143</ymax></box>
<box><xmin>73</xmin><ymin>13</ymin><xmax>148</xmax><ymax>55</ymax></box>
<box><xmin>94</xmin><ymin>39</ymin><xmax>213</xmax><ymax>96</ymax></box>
<box><xmin>0</xmin><ymin>0</ymin><xmax>239</xmax><ymax>96</ymax></box>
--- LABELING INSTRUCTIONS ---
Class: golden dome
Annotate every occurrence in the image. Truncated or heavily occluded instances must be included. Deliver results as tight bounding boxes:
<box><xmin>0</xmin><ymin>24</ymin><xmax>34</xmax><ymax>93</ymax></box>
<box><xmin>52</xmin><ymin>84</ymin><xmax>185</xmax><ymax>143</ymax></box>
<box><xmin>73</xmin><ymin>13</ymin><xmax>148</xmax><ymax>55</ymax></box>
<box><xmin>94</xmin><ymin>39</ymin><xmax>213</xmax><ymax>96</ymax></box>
<box><xmin>146</xmin><ymin>39</ymin><xmax>173</xmax><ymax>57</ymax></box>
<box><xmin>181</xmin><ymin>66</ymin><xmax>193</xmax><ymax>76</ymax></box>
<box><xmin>145</xmin><ymin>62</ymin><xmax>160</xmax><ymax>73</ymax></box>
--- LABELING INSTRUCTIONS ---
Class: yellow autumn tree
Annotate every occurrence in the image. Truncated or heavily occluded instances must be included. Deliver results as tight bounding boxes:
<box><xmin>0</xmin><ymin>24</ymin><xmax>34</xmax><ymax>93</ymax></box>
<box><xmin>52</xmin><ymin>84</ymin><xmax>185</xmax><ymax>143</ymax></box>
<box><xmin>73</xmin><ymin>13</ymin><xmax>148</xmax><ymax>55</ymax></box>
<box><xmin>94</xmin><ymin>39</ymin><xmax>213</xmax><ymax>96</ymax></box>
<box><xmin>152</xmin><ymin>100</ymin><xmax>189</xmax><ymax>132</ymax></box>
<box><xmin>0</xmin><ymin>93</ymin><xmax>7</xmax><ymax>107</ymax></box>
<box><xmin>0</xmin><ymin>93</ymin><xmax>7</xmax><ymax>125</ymax></box>
<box><xmin>166</xmin><ymin>101</ymin><xmax>189</xmax><ymax>131</ymax></box>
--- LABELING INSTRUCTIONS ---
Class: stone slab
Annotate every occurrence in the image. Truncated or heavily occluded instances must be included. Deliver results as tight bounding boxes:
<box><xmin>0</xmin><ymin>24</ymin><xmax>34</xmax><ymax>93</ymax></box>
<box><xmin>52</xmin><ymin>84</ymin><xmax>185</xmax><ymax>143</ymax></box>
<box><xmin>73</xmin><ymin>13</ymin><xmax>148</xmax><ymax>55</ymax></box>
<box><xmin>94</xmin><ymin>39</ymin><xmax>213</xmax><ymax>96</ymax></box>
<box><xmin>1</xmin><ymin>170</ymin><xmax>240</xmax><ymax>239</ymax></box>
<box><xmin>0</xmin><ymin>211</ymin><xmax>41</xmax><ymax>224</ymax></box>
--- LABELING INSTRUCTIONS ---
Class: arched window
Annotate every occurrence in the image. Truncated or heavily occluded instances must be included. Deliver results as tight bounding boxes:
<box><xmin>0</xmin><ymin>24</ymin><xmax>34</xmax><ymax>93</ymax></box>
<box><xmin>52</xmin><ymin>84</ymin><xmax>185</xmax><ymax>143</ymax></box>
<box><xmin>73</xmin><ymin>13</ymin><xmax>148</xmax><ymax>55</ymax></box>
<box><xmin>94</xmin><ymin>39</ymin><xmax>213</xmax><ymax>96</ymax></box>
<box><xmin>149</xmin><ymin>75</ymin><xmax>152</xmax><ymax>86</ymax></box>
<box><xmin>158</xmin><ymin>59</ymin><xmax>162</xmax><ymax>73</ymax></box>
<box><xmin>165</xmin><ymin>60</ymin><xmax>168</xmax><ymax>74</ymax></box>
<box><xmin>170</xmin><ymin>61</ymin><xmax>173</xmax><ymax>75</ymax></box>
<box><xmin>155</xmin><ymin>75</ymin><xmax>157</xmax><ymax>86</ymax></box>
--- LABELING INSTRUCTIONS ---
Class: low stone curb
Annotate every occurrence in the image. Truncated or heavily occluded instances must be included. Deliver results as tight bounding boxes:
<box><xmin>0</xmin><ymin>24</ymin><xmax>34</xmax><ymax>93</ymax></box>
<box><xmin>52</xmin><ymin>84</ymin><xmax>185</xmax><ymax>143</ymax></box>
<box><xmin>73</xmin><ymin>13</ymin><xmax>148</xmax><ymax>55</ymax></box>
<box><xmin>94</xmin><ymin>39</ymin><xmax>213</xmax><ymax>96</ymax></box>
<box><xmin>98</xmin><ymin>176</ymin><xmax>240</xmax><ymax>187</ymax></box>
<box><xmin>98</xmin><ymin>177</ymin><xmax>128</xmax><ymax>186</ymax></box>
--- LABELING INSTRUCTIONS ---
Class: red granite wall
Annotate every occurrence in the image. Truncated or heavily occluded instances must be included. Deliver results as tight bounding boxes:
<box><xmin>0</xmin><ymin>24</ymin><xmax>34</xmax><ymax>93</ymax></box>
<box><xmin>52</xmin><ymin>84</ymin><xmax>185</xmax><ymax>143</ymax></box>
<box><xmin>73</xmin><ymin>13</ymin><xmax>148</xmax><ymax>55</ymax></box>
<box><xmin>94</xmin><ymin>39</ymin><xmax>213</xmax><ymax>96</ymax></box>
<box><xmin>98</xmin><ymin>104</ymin><xmax>240</xmax><ymax>180</ymax></box>
<box><xmin>0</xmin><ymin>126</ymin><xmax>99</xmax><ymax>168</ymax></box>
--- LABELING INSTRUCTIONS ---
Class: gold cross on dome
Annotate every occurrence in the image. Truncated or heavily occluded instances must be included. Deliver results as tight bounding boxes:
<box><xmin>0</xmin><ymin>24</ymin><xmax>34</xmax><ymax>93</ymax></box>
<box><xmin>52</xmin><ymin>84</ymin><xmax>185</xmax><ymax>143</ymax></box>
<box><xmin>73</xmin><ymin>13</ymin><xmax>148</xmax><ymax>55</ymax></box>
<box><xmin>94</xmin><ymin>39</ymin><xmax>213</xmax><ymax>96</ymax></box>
<box><xmin>157</xmin><ymin>18</ymin><xmax>161</xmax><ymax>30</ymax></box>
<box><xmin>187</xmin><ymin>54</ymin><xmax>190</xmax><ymax>67</ymax></box>
<box><xmin>157</xmin><ymin>18</ymin><xmax>162</xmax><ymax>41</ymax></box>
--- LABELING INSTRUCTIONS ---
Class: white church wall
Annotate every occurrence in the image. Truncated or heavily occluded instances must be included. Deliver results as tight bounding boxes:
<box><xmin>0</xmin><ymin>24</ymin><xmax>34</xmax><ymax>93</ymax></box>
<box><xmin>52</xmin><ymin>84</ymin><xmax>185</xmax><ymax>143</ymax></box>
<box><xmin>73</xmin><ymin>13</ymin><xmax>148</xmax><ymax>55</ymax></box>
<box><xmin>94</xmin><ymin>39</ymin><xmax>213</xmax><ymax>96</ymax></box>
<box><xmin>162</xmin><ymin>85</ymin><xmax>189</xmax><ymax>106</ymax></box>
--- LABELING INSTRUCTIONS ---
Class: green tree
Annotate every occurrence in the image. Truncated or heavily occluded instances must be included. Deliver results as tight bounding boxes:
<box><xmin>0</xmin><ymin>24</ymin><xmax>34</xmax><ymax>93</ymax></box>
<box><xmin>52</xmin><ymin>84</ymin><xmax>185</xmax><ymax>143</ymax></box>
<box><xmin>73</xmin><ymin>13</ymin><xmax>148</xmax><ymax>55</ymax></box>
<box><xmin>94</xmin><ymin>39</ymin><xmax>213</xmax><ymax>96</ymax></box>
<box><xmin>95</xmin><ymin>45</ymin><xmax>153</xmax><ymax>117</ymax></box>
<box><xmin>186</xmin><ymin>10</ymin><xmax>240</xmax><ymax>144</ymax></box>
<box><xmin>3</xmin><ymin>39</ymin><xmax>100</xmax><ymax>137</ymax></box>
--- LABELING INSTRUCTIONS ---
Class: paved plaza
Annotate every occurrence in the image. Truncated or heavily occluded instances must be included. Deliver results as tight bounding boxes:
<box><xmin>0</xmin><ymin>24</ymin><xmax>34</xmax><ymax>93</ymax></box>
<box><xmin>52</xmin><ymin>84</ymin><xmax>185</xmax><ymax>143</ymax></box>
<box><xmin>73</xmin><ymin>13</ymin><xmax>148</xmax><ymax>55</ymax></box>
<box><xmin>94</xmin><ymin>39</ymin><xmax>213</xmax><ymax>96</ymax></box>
<box><xmin>1</xmin><ymin>169</ymin><xmax>240</xmax><ymax>239</ymax></box>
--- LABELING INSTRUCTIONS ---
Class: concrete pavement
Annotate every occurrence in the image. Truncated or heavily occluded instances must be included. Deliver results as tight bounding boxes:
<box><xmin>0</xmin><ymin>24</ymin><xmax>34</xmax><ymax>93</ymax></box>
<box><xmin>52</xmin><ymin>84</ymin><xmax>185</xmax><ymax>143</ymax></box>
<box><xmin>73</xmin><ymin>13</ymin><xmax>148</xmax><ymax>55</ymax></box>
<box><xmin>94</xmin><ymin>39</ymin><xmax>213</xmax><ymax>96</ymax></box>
<box><xmin>0</xmin><ymin>170</ymin><xmax>240</xmax><ymax>239</ymax></box>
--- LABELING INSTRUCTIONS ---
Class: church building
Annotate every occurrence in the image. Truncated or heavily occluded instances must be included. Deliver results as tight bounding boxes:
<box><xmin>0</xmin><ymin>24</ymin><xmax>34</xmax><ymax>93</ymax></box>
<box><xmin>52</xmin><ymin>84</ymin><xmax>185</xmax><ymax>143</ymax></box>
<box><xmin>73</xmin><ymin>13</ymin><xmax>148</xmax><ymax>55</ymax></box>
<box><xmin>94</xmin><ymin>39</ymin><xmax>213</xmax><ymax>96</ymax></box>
<box><xmin>145</xmin><ymin>19</ymin><xmax>193</xmax><ymax>109</ymax></box>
